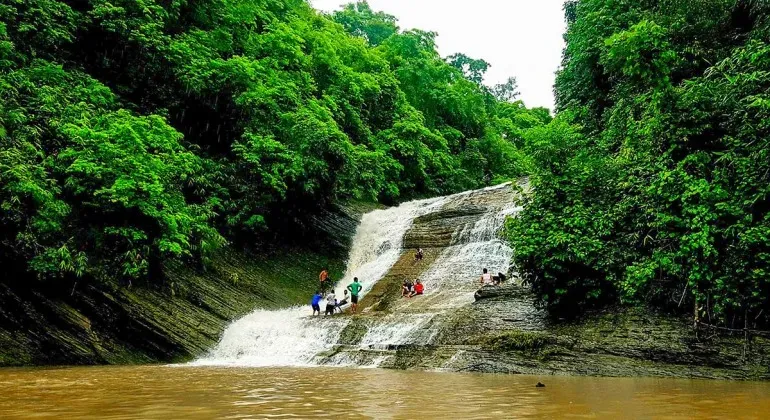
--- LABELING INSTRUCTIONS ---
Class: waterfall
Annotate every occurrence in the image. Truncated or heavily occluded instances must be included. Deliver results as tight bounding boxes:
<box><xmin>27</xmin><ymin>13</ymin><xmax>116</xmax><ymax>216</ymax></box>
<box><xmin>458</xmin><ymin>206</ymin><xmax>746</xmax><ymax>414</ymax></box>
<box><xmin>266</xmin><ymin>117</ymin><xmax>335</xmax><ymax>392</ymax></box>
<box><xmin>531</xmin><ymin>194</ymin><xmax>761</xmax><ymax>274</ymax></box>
<box><xmin>192</xmin><ymin>183</ymin><xmax>522</xmax><ymax>367</ymax></box>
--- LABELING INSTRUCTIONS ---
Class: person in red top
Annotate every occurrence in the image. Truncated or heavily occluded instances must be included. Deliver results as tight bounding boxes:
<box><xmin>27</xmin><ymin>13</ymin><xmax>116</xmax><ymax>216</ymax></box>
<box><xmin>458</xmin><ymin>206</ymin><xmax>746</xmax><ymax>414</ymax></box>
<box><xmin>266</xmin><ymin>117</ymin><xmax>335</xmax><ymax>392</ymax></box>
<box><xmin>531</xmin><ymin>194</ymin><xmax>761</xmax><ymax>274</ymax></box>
<box><xmin>409</xmin><ymin>279</ymin><xmax>424</xmax><ymax>297</ymax></box>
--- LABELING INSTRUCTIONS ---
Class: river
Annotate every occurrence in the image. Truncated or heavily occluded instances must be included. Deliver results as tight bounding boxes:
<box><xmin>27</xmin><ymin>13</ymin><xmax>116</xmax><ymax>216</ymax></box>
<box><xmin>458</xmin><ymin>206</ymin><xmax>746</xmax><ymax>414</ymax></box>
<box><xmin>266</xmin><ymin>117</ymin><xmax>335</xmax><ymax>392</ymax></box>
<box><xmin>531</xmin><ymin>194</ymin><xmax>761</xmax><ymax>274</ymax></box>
<box><xmin>1</xmin><ymin>366</ymin><xmax>768</xmax><ymax>419</ymax></box>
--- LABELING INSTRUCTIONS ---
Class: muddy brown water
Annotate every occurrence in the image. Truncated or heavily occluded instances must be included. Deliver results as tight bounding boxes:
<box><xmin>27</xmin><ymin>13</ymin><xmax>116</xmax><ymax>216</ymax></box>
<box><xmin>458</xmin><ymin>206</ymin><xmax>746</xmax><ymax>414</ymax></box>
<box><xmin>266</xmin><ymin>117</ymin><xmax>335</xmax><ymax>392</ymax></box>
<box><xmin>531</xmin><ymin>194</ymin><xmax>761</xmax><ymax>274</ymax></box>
<box><xmin>0</xmin><ymin>366</ymin><xmax>768</xmax><ymax>419</ymax></box>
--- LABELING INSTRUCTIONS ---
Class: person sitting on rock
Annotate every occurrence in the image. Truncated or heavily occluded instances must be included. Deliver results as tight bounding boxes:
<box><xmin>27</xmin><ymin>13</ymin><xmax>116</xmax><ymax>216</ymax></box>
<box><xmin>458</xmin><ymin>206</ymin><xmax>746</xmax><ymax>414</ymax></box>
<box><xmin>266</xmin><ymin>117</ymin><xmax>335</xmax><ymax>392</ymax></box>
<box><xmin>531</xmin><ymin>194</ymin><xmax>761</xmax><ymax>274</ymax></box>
<box><xmin>480</xmin><ymin>268</ymin><xmax>494</xmax><ymax>286</ymax></box>
<box><xmin>402</xmin><ymin>279</ymin><xmax>413</xmax><ymax>298</ymax></box>
<box><xmin>494</xmin><ymin>272</ymin><xmax>507</xmax><ymax>285</ymax></box>
<box><xmin>409</xmin><ymin>279</ymin><xmax>424</xmax><ymax>297</ymax></box>
<box><xmin>415</xmin><ymin>248</ymin><xmax>424</xmax><ymax>262</ymax></box>
<box><xmin>336</xmin><ymin>290</ymin><xmax>349</xmax><ymax>313</ymax></box>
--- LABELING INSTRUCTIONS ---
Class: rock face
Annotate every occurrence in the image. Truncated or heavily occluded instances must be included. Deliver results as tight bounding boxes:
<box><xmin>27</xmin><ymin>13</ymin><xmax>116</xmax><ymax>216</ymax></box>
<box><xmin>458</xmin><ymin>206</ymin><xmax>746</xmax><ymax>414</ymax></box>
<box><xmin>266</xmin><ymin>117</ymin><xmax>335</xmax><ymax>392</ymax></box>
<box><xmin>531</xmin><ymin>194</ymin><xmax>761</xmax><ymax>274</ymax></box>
<box><xmin>0</xmin><ymin>204</ymin><xmax>366</xmax><ymax>366</ymax></box>
<box><xmin>434</xmin><ymin>284</ymin><xmax>770</xmax><ymax>380</ymax></box>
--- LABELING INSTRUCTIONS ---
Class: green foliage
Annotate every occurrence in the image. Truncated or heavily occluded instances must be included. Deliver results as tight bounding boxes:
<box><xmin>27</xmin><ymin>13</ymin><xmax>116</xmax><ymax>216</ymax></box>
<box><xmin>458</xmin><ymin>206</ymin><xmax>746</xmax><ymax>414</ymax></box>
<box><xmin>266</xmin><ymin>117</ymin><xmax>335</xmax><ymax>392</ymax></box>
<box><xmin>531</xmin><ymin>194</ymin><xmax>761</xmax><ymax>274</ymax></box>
<box><xmin>510</xmin><ymin>0</ymin><xmax>770</xmax><ymax>326</ymax></box>
<box><xmin>0</xmin><ymin>0</ymin><xmax>547</xmax><ymax>287</ymax></box>
<box><xmin>479</xmin><ymin>330</ymin><xmax>559</xmax><ymax>356</ymax></box>
<box><xmin>331</xmin><ymin>1</ymin><xmax>398</xmax><ymax>46</ymax></box>
<box><xmin>0</xmin><ymin>61</ymin><xmax>223</xmax><ymax>282</ymax></box>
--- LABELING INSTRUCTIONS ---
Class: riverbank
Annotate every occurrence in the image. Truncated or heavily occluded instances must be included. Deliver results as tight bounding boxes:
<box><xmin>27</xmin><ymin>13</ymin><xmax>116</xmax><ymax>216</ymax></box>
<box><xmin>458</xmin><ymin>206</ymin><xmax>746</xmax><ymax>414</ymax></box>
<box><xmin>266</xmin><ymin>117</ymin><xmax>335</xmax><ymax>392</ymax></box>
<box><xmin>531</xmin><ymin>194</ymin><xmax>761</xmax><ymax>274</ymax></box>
<box><xmin>428</xmin><ymin>283</ymin><xmax>770</xmax><ymax>380</ymax></box>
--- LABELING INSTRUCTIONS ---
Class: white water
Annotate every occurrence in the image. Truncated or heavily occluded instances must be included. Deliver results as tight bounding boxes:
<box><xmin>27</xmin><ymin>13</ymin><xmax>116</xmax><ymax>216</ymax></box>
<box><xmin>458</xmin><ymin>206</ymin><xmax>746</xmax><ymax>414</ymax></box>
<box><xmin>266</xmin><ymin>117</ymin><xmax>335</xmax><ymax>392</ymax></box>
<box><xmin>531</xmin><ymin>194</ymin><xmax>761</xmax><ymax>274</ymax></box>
<box><xmin>193</xmin><ymin>183</ymin><xmax>521</xmax><ymax>367</ymax></box>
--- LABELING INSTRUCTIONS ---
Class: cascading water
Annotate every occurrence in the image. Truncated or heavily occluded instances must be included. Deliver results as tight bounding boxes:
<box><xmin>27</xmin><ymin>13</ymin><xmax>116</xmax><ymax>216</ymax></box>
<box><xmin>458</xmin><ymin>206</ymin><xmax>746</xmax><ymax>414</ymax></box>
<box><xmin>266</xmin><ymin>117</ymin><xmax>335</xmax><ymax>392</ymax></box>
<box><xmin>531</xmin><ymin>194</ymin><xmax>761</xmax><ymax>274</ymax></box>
<box><xmin>192</xmin><ymin>183</ymin><xmax>522</xmax><ymax>368</ymax></box>
<box><xmin>191</xmin><ymin>195</ymin><xmax>447</xmax><ymax>367</ymax></box>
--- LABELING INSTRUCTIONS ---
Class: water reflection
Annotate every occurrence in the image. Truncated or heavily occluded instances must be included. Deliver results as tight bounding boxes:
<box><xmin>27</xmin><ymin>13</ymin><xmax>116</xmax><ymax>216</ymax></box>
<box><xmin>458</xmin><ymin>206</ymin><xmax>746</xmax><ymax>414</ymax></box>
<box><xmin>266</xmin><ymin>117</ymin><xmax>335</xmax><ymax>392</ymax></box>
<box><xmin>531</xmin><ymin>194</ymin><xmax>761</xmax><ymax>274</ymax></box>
<box><xmin>0</xmin><ymin>366</ymin><xmax>768</xmax><ymax>419</ymax></box>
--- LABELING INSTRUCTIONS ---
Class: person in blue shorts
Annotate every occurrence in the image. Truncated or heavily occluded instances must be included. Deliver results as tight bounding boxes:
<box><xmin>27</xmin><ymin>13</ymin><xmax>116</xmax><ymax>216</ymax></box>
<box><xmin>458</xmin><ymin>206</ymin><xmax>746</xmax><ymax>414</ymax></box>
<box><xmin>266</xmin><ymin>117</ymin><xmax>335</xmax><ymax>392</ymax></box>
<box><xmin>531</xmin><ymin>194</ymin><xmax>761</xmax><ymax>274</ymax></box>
<box><xmin>310</xmin><ymin>291</ymin><xmax>323</xmax><ymax>316</ymax></box>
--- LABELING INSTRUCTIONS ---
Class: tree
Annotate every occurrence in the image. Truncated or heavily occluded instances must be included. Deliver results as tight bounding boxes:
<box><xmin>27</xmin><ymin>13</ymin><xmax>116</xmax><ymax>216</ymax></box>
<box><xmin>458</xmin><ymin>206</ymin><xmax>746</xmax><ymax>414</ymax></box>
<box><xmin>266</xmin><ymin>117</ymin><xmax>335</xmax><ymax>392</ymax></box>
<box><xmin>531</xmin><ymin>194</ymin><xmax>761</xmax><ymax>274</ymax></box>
<box><xmin>447</xmin><ymin>53</ymin><xmax>490</xmax><ymax>85</ymax></box>
<box><xmin>491</xmin><ymin>77</ymin><xmax>520</xmax><ymax>102</ymax></box>
<box><xmin>332</xmin><ymin>1</ymin><xmax>399</xmax><ymax>46</ymax></box>
<box><xmin>510</xmin><ymin>0</ymin><xmax>770</xmax><ymax>327</ymax></box>
<box><xmin>0</xmin><ymin>0</ymin><xmax>544</xmax><ymax>288</ymax></box>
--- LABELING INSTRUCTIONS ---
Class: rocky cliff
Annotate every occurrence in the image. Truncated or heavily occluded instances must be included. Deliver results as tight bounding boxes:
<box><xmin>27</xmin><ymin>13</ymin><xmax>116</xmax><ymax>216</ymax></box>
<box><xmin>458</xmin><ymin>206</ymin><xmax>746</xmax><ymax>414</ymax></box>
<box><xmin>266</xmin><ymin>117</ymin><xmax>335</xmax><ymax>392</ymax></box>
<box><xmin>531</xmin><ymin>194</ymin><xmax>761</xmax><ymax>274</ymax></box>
<box><xmin>434</xmin><ymin>284</ymin><xmax>770</xmax><ymax>380</ymax></box>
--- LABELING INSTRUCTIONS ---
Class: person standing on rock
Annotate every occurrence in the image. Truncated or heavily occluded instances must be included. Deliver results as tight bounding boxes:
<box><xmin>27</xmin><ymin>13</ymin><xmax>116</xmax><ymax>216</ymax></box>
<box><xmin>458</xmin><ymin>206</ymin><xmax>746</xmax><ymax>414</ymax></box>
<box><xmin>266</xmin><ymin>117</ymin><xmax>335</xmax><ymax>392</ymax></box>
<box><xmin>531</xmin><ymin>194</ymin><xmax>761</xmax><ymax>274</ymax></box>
<box><xmin>347</xmin><ymin>277</ymin><xmax>363</xmax><ymax>314</ymax></box>
<box><xmin>480</xmin><ymin>268</ymin><xmax>494</xmax><ymax>286</ymax></box>
<box><xmin>325</xmin><ymin>290</ymin><xmax>337</xmax><ymax>316</ymax></box>
<box><xmin>311</xmin><ymin>291</ymin><xmax>323</xmax><ymax>316</ymax></box>
<box><xmin>319</xmin><ymin>268</ymin><xmax>329</xmax><ymax>293</ymax></box>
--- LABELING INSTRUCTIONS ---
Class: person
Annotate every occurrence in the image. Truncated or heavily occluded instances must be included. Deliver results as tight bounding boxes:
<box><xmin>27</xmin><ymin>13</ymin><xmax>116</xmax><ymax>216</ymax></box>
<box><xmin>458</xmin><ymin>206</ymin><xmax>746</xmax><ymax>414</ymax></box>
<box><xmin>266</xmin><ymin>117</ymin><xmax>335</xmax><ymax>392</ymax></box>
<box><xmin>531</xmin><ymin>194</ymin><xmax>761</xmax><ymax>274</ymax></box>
<box><xmin>480</xmin><ymin>268</ymin><xmax>494</xmax><ymax>286</ymax></box>
<box><xmin>494</xmin><ymin>272</ymin><xmax>507</xmax><ymax>285</ymax></box>
<box><xmin>336</xmin><ymin>290</ymin><xmax>349</xmax><ymax>313</ymax></box>
<box><xmin>347</xmin><ymin>277</ymin><xmax>363</xmax><ymax>314</ymax></box>
<box><xmin>415</xmin><ymin>248</ymin><xmax>424</xmax><ymax>262</ymax></box>
<box><xmin>325</xmin><ymin>290</ymin><xmax>337</xmax><ymax>316</ymax></box>
<box><xmin>402</xmin><ymin>279</ymin><xmax>413</xmax><ymax>298</ymax></box>
<box><xmin>310</xmin><ymin>291</ymin><xmax>323</xmax><ymax>316</ymax></box>
<box><xmin>409</xmin><ymin>279</ymin><xmax>424</xmax><ymax>297</ymax></box>
<box><xmin>319</xmin><ymin>268</ymin><xmax>329</xmax><ymax>293</ymax></box>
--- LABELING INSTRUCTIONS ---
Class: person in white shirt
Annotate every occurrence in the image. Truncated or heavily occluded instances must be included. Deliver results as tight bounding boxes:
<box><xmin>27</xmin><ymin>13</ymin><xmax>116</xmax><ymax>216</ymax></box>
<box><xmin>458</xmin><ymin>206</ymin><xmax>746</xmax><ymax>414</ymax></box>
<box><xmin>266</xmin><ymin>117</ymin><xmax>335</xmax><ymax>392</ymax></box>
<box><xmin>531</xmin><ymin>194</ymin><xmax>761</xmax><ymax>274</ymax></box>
<box><xmin>325</xmin><ymin>291</ymin><xmax>337</xmax><ymax>316</ymax></box>
<box><xmin>336</xmin><ymin>290</ymin><xmax>349</xmax><ymax>313</ymax></box>
<box><xmin>480</xmin><ymin>268</ymin><xmax>494</xmax><ymax>286</ymax></box>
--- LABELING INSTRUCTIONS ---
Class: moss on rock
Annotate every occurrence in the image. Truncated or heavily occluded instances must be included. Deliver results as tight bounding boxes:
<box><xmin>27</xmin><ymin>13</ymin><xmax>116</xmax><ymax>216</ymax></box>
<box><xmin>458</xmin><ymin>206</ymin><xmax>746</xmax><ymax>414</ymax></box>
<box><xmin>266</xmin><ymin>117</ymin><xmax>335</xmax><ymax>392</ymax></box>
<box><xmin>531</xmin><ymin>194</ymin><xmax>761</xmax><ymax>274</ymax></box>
<box><xmin>338</xmin><ymin>319</ymin><xmax>368</xmax><ymax>345</ymax></box>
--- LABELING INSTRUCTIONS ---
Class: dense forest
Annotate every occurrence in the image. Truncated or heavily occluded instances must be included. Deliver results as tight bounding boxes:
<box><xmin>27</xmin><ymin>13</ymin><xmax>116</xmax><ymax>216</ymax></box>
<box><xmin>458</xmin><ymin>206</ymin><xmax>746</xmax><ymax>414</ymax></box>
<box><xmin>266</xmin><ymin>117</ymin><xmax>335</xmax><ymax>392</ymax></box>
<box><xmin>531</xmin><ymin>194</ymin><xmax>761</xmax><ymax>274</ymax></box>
<box><xmin>2</xmin><ymin>0</ymin><xmax>769</xmax><ymax>335</ymax></box>
<box><xmin>509</xmin><ymin>0</ymin><xmax>770</xmax><ymax>328</ymax></box>
<box><xmin>0</xmin><ymin>1</ymin><xmax>548</xmax><ymax>288</ymax></box>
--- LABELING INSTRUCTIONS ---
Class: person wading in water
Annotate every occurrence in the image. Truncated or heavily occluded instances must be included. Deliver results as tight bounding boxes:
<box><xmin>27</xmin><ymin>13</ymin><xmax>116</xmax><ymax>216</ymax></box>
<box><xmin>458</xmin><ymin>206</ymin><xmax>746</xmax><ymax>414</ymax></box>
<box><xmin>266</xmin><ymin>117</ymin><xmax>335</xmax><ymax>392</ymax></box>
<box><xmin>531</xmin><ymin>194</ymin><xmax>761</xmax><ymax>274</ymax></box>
<box><xmin>336</xmin><ymin>290</ymin><xmax>349</xmax><ymax>313</ymax></box>
<box><xmin>347</xmin><ymin>277</ymin><xmax>363</xmax><ymax>314</ymax></box>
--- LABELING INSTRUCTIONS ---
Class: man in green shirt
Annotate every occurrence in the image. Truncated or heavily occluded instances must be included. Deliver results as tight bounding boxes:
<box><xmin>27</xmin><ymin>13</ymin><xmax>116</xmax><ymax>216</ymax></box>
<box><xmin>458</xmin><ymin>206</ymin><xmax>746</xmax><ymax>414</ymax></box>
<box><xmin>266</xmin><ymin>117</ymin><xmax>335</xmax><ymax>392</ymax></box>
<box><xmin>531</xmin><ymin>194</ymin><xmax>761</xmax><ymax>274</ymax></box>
<box><xmin>347</xmin><ymin>277</ymin><xmax>363</xmax><ymax>314</ymax></box>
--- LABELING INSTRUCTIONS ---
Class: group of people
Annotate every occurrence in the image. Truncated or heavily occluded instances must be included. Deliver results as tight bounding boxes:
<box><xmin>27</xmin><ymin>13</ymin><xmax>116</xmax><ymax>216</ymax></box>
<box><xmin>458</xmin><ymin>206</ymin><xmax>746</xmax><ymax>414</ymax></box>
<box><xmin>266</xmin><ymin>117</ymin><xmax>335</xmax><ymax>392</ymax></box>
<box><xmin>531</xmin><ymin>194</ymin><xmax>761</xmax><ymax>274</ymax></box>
<box><xmin>401</xmin><ymin>279</ymin><xmax>425</xmax><ymax>298</ymax></box>
<box><xmin>312</xmin><ymin>265</ymin><xmax>505</xmax><ymax>316</ymax></box>
<box><xmin>311</xmin><ymin>271</ymin><xmax>363</xmax><ymax>316</ymax></box>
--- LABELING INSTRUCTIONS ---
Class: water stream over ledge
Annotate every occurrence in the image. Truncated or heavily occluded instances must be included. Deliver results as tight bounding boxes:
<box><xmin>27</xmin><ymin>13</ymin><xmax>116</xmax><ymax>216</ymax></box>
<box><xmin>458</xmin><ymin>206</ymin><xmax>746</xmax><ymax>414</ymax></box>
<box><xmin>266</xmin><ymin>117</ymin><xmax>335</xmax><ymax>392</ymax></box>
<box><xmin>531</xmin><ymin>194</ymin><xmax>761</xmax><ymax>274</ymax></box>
<box><xmin>192</xmin><ymin>183</ymin><xmax>522</xmax><ymax>368</ymax></box>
